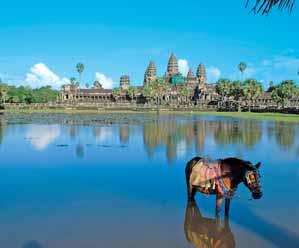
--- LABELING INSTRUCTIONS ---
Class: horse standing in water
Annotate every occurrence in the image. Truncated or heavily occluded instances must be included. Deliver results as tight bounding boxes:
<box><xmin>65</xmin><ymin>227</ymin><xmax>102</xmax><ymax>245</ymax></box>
<box><xmin>185</xmin><ymin>157</ymin><xmax>262</xmax><ymax>217</ymax></box>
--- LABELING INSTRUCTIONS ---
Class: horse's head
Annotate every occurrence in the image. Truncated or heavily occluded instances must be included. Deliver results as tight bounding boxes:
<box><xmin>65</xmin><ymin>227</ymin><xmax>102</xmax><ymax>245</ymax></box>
<box><xmin>243</xmin><ymin>162</ymin><xmax>262</xmax><ymax>199</ymax></box>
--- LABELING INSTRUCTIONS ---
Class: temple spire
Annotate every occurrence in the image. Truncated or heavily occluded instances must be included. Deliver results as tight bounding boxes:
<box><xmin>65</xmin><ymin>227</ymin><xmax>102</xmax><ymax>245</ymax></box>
<box><xmin>167</xmin><ymin>53</ymin><xmax>179</xmax><ymax>76</ymax></box>
<box><xmin>187</xmin><ymin>69</ymin><xmax>194</xmax><ymax>78</ymax></box>
<box><xmin>144</xmin><ymin>61</ymin><xmax>157</xmax><ymax>85</ymax></box>
<box><xmin>196</xmin><ymin>63</ymin><xmax>207</xmax><ymax>84</ymax></box>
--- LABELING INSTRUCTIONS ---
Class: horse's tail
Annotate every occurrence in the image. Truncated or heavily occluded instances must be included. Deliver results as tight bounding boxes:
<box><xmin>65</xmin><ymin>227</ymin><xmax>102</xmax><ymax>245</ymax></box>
<box><xmin>185</xmin><ymin>156</ymin><xmax>202</xmax><ymax>188</ymax></box>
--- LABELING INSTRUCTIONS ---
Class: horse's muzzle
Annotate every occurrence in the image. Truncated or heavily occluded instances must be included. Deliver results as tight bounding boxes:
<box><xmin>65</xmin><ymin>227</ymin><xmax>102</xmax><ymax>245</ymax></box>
<box><xmin>252</xmin><ymin>191</ymin><xmax>263</xmax><ymax>199</ymax></box>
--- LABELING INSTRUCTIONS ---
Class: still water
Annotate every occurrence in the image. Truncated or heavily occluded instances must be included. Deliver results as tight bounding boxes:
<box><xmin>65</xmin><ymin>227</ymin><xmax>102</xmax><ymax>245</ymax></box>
<box><xmin>0</xmin><ymin>113</ymin><xmax>298</xmax><ymax>248</ymax></box>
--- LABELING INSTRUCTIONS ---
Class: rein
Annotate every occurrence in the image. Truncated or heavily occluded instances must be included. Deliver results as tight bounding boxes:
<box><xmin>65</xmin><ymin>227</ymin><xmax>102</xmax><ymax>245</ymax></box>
<box><xmin>215</xmin><ymin>161</ymin><xmax>236</xmax><ymax>199</ymax></box>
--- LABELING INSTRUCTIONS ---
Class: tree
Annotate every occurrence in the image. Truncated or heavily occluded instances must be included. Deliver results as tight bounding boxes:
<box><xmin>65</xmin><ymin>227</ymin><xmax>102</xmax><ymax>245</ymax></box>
<box><xmin>267</xmin><ymin>81</ymin><xmax>275</xmax><ymax>92</ymax></box>
<box><xmin>271</xmin><ymin>80</ymin><xmax>297</xmax><ymax>108</ymax></box>
<box><xmin>70</xmin><ymin>77</ymin><xmax>78</xmax><ymax>87</ymax></box>
<box><xmin>128</xmin><ymin>86</ymin><xmax>137</xmax><ymax>101</ymax></box>
<box><xmin>243</xmin><ymin>79</ymin><xmax>263</xmax><ymax>111</ymax></box>
<box><xmin>142</xmin><ymin>78</ymin><xmax>169</xmax><ymax>110</ymax></box>
<box><xmin>238</xmin><ymin>62</ymin><xmax>247</xmax><ymax>76</ymax></box>
<box><xmin>0</xmin><ymin>83</ymin><xmax>9</xmax><ymax>104</ymax></box>
<box><xmin>112</xmin><ymin>87</ymin><xmax>122</xmax><ymax>99</ymax></box>
<box><xmin>85</xmin><ymin>83</ymin><xmax>90</xmax><ymax>89</ymax></box>
<box><xmin>177</xmin><ymin>85</ymin><xmax>189</xmax><ymax>104</ymax></box>
<box><xmin>231</xmin><ymin>80</ymin><xmax>244</xmax><ymax>112</ymax></box>
<box><xmin>274</xmin><ymin>122</ymin><xmax>296</xmax><ymax>150</ymax></box>
<box><xmin>70</xmin><ymin>77</ymin><xmax>78</xmax><ymax>96</ymax></box>
<box><xmin>246</xmin><ymin>0</ymin><xmax>295</xmax><ymax>15</ymax></box>
<box><xmin>142</xmin><ymin>84</ymin><xmax>153</xmax><ymax>99</ymax></box>
<box><xmin>76</xmin><ymin>63</ymin><xmax>84</xmax><ymax>86</ymax></box>
<box><xmin>216</xmin><ymin>79</ymin><xmax>232</xmax><ymax>102</ymax></box>
<box><xmin>0</xmin><ymin>84</ymin><xmax>58</xmax><ymax>104</ymax></box>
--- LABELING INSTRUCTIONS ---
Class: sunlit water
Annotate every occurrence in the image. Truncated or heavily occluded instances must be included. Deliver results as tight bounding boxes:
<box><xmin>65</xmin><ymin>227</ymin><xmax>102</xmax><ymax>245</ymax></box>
<box><xmin>0</xmin><ymin>113</ymin><xmax>298</xmax><ymax>248</ymax></box>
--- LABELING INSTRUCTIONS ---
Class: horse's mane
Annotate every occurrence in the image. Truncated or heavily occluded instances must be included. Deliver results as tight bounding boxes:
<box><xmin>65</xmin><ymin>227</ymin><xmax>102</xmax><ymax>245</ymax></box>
<box><xmin>221</xmin><ymin>157</ymin><xmax>255</xmax><ymax>170</ymax></box>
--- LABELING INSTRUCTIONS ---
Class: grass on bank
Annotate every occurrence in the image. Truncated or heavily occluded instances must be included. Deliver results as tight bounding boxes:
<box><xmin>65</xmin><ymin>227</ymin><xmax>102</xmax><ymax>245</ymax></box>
<box><xmin>1</xmin><ymin>108</ymin><xmax>299</xmax><ymax>123</ymax></box>
<box><xmin>192</xmin><ymin>111</ymin><xmax>299</xmax><ymax>122</ymax></box>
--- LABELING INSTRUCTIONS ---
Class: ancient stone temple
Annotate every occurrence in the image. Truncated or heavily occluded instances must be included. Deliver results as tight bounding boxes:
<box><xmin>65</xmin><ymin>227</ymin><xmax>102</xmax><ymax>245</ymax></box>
<box><xmin>120</xmin><ymin>75</ymin><xmax>130</xmax><ymax>91</ymax></box>
<box><xmin>56</xmin><ymin>52</ymin><xmax>299</xmax><ymax>111</ymax></box>
<box><xmin>59</xmin><ymin>84</ymin><xmax>112</xmax><ymax>102</ymax></box>
<box><xmin>59</xmin><ymin>53</ymin><xmax>217</xmax><ymax>106</ymax></box>
<box><xmin>144</xmin><ymin>61</ymin><xmax>157</xmax><ymax>85</ymax></box>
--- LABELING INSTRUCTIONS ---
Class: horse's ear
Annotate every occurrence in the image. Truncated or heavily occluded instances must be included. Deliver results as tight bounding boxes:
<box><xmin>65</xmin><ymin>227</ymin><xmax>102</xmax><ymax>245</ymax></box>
<box><xmin>255</xmin><ymin>162</ymin><xmax>261</xmax><ymax>169</ymax></box>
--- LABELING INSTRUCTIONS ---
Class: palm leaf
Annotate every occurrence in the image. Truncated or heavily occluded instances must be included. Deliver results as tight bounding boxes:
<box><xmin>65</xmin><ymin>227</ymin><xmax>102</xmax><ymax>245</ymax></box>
<box><xmin>246</xmin><ymin>0</ymin><xmax>295</xmax><ymax>14</ymax></box>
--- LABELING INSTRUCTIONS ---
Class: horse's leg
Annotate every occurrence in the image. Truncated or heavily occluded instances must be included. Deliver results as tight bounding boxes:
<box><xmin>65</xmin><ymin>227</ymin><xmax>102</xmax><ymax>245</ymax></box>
<box><xmin>224</xmin><ymin>215</ymin><xmax>230</xmax><ymax>230</ymax></box>
<box><xmin>215</xmin><ymin>193</ymin><xmax>222</xmax><ymax>218</ymax></box>
<box><xmin>225</xmin><ymin>198</ymin><xmax>231</xmax><ymax>217</ymax></box>
<box><xmin>188</xmin><ymin>183</ymin><xmax>196</xmax><ymax>201</ymax></box>
<box><xmin>190</xmin><ymin>200</ymin><xmax>202</xmax><ymax>219</ymax></box>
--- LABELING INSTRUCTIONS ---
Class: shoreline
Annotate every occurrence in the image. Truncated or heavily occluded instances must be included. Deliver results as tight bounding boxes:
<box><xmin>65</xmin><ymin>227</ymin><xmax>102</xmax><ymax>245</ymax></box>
<box><xmin>1</xmin><ymin>108</ymin><xmax>299</xmax><ymax>123</ymax></box>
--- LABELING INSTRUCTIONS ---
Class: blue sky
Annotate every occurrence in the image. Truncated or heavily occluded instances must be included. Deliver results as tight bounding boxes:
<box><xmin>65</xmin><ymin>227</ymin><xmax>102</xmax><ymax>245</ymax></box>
<box><xmin>0</xmin><ymin>0</ymin><xmax>298</xmax><ymax>89</ymax></box>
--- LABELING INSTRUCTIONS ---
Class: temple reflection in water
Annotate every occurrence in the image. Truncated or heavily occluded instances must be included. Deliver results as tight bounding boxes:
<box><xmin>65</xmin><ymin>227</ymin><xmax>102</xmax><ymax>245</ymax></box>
<box><xmin>0</xmin><ymin>114</ymin><xmax>298</xmax><ymax>164</ymax></box>
<box><xmin>141</xmin><ymin>117</ymin><xmax>297</xmax><ymax>163</ymax></box>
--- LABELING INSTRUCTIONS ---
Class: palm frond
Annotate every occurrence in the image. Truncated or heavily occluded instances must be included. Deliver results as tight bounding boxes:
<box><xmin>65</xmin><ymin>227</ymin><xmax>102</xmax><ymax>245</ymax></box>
<box><xmin>246</xmin><ymin>0</ymin><xmax>295</xmax><ymax>14</ymax></box>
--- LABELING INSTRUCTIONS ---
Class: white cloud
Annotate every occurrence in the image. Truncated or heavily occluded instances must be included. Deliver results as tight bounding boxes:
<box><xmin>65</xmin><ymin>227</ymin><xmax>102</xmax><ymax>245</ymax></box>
<box><xmin>26</xmin><ymin>125</ymin><xmax>61</xmax><ymax>151</ymax></box>
<box><xmin>271</xmin><ymin>55</ymin><xmax>299</xmax><ymax>71</ymax></box>
<box><xmin>25</xmin><ymin>63</ymin><xmax>69</xmax><ymax>89</ymax></box>
<box><xmin>94</xmin><ymin>127</ymin><xmax>113</xmax><ymax>143</ymax></box>
<box><xmin>178</xmin><ymin>59</ymin><xmax>189</xmax><ymax>76</ymax></box>
<box><xmin>206</xmin><ymin>66</ymin><xmax>221</xmax><ymax>82</ymax></box>
<box><xmin>95</xmin><ymin>72</ymin><xmax>114</xmax><ymax>89</ymax></box>
<box><xmin>256</xmin><ymin>55</ymin><xmax>299</xmax><ymax>85</ymax></box>
<box><xmin>176</xmin><ymin>140</ymin><xmax>187</xmax><ymax>158</ymax></box>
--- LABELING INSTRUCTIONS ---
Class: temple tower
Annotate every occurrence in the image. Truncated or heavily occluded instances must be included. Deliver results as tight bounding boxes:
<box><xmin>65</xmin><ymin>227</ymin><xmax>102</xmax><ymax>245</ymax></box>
<box><xmin>187</xmin><ymin>68</ymin><xmax>194</xmax><ymax>78</ymax></box>
<box><xmin>144</xmin><ymin>61</ymin><xmax>157</xmax><ymax>85</ymax></box>
<box><xmin>186</xmin><ymin>69</ymin><xmax>198</xmax><ymax>93</ymax></box>
<box><xmin>196</xmin><ymin>63</ymin><xmax>207</xmax><ymax>85</ymax></box>
<box><xmin>166</xmin><ymin>53</ymin><xmax>179</xmax><ymax>76</ymax></box>
<box><xmin>120</xmin><ymin>75</ymin><xmax>130</xmax><ymax>91</ymax></box>
<box><xmin>93</xmin><ymin>81</ymin><xmax>103</xmax><ymax>89</ymax></box>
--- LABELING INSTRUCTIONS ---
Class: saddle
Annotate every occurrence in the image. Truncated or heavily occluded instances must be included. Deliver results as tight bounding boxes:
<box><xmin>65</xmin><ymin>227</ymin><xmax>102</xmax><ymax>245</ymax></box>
<box><xmin>190</xmin><ymin>160</ymin><xmax>220</xmax><ymax>193</ymax></box>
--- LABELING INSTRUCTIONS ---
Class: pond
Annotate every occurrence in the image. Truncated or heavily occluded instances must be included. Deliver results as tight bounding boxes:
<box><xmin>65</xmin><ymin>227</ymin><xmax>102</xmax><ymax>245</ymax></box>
<box><xmin>0</xmin><ymin>113</ymin><xmax>298</xmax><ymax>248</ymax></box>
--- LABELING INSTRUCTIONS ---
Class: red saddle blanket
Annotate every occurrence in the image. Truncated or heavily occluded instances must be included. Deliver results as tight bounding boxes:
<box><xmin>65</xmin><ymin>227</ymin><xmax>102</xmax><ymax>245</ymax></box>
<box><xmin>190</xmin><ymin>160</ymin><xmax>223</xmax><ymax>194</ymax></box>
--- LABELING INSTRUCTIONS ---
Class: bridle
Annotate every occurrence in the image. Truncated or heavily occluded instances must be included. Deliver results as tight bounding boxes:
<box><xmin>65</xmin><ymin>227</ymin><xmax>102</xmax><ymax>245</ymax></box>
<box><xmin>244</xmin><ymin>169</ymin><xmax>261</xmax><ymax>194</ymax></box>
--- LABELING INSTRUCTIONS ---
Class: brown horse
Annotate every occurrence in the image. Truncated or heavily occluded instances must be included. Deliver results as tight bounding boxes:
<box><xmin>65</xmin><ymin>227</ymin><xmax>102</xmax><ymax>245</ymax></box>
<box><xmin>184</xmin><ymin>200</ymin><xmax>235</xmax><ymax>248</ymax></box>
<box><xmin>185</xmin><ymin>156</ymin><xmax>262</xmax><ymax>217</ymax></box>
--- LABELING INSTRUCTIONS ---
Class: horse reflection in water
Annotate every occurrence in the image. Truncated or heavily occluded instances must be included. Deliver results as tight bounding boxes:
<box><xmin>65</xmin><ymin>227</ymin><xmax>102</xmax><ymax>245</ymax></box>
<box><xmin>185</xmin><ymin>157</ymin><xmax>263</xmax><ymax>217</ymax></box>
<box><xmin>184</xmin><ymin>201</ymin><xmax>235</xmax><ymax>248</ymax></box>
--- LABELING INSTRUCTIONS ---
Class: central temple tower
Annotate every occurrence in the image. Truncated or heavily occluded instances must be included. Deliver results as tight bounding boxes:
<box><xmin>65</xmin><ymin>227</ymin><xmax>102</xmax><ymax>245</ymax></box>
<box><xmin>166</xmin><ymin>53</ymin><xmax>179</xmax><ymax>76</ymax></box>
<box><xmin>164</xmin><ymin>53</ymin><xmax>184</xmax><ymax>85</ymax></box>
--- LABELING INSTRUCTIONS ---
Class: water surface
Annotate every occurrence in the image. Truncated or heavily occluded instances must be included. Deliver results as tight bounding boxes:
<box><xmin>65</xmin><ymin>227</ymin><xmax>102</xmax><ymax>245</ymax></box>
<box><xmin>0</xmin><ymin>113</ymin><xmax>298</xmax><ymax>248</ymax></box>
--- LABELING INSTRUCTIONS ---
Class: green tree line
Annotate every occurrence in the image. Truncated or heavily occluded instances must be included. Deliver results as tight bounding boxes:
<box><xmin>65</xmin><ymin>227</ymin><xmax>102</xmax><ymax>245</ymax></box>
<box><xmin>0</xmin><ymin>83</ymin><xmax>59</xmax><ymax>104</ymax></box>
<box><xmin>216</xmin><ymin>78</ymin><xmax>298</xmax><ymax>111</ymax></box>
